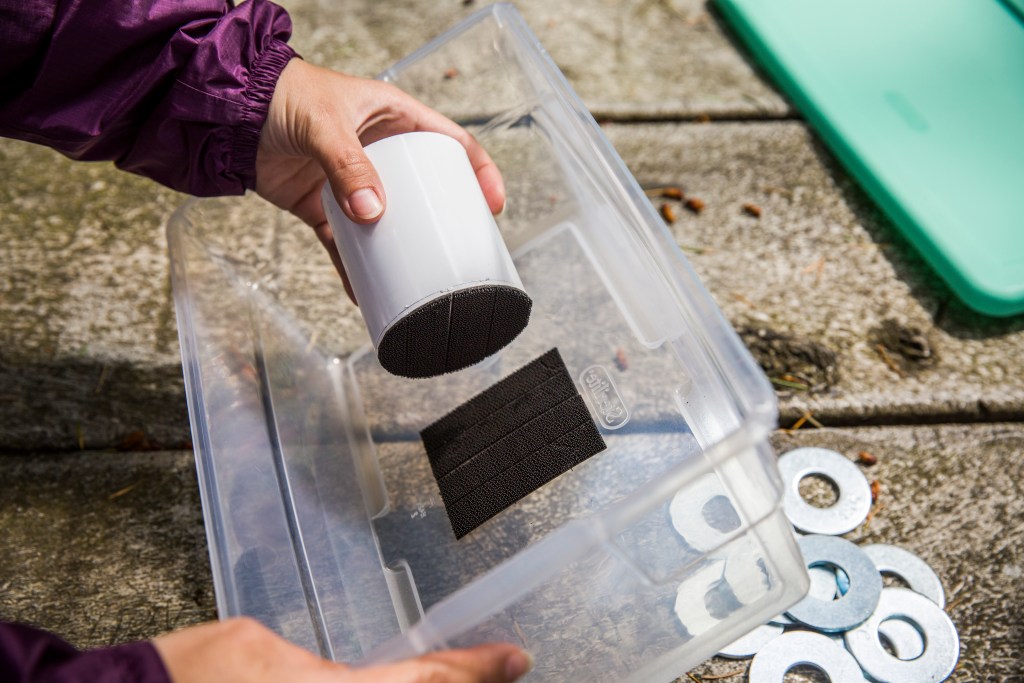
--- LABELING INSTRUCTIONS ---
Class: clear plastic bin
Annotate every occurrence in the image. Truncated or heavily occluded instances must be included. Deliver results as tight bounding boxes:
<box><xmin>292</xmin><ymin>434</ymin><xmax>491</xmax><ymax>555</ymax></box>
<box><xmin>167</xmin><ymin>4</ymin><xmax>807</xmax><ymax>680</ymax></box>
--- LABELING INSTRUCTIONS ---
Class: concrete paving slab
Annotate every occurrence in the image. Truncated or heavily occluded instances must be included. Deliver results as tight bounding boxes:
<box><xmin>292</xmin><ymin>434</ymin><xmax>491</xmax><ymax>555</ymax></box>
<box><xmin>284</xmin><ymin>0</ymin><xmax>790</xmax><ymax>120</ymax></box>
<box><xmin>684</xmin><ymin>422</ymin><xmax>1024</xmax><ymax>682</ymax></box>
<box><xmin>604</xmin><ymin>121</ymin><xmax>1024</xmax><ymax>425</ymax></box>
<box><xmin>5</xmin><ymin>120</ymin><xmax>1023</xmax><ymax>448</ymax></box>
<box><xmin>0</xmin><ymin>141</ymin><xmax>190</xmax><ymax>451</ymax></box>
<box><xmin>0</xmin><ymin>450</ymin><xmax>214</xmax><ymax>648</ymax></box>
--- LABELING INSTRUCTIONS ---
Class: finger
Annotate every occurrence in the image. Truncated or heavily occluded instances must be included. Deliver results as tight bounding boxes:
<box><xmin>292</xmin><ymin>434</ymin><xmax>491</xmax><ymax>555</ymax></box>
<box><xmin>421</xmin><ymin>644</ymin><xmax>530</xmax><ymax>682</ymax></box>
<box><xmin>473</xmin><ymin>160</ymin><xmax>506</xmax><ymax>216</ymax></box>
<box><xmin>365</xmin><ymin>644</ymin><xmax>530</xmax><ymax>683</ymax></box>
<box><xmin>409</xmin><ymin>107</ymin><xmax>506</xmax><ymax>215</ymax></box>
<box><xmin>314</xmin><ymin>123</ymin><xmax>386</xmax><ymax>224</ymax></box>
<box><xmin>358</xmin><ymin>90</ymin><xmax>507</xmax><ymax>215</ymax></box>
<box><xmin>312</xmin><ymin>221</ymin><xmax>357</xmax><ymax>304</ymax></box>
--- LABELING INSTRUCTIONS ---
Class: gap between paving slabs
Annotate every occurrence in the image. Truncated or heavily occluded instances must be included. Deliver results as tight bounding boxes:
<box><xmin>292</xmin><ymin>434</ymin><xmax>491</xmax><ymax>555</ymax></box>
<box><xmin>7</xmin><ymin>118</ymin><xmax>1024</xmax><ymax>453</ymax></box>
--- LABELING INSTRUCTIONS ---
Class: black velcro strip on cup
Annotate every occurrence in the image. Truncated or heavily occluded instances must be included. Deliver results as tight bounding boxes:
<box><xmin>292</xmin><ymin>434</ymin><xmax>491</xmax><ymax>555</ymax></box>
<box><xmin>376</xmin><ymin>285</ymin><xmax>532</xmax><ymax>379</ymax></box>
<box><xmin>420</xmin><ymin>348</ymin><xmax>606</xmax><ymax>539</ymax></box>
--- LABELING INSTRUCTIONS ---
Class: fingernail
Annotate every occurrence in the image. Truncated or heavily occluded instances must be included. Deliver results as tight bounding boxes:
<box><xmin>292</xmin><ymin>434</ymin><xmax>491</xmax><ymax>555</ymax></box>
<box><xmin>505</xmin><ymin>651</ymin><xmax>532</xmax><ymax>680</ymax></box>
<box><xmin>349</xmin><ymin>188</ymin><xmax>383</xmax><ymax>220</ymax></box>
<box><xmin>495</xmin><ymin>197</ymin><xmax>508</xmax><ymax>217</ymax></box>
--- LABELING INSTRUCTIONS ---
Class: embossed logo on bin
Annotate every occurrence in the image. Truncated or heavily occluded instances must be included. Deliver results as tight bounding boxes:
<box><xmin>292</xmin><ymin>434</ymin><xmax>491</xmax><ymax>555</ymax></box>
<box><xmin>580</xmin><ymin>365</ymin><xmax>629</xmax><ymax>430</ymax></box>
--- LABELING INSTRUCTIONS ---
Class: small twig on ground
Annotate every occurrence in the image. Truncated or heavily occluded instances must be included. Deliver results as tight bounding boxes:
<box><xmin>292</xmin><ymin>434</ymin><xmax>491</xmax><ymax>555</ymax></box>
<box><xmin>94</xmin><ymin>364</ymin><xmax>110</xmax><ymax>394</ymax></box>
<box><xmin>875</xmin><ymin>343</ymin><xmax>907</xmax><ymax>378</ymax></box>
<box><xmin>732</xmin><ymin>293</ymin><xmax>756</xmax><ymax>308</ymax></box>
<box><xmin>804</xmin><ymin>412</ymin><xmax>826</xmax><ymax>429</ymax></box>
<box><xmin>511</xmin><ymin>619</ymin><xmax>528</xmax><ymax>648</ymax></box>
<box><xmin>785</xmin><ymin>410</ymin><xmax>827</xmax><ymax>432</ymax></box>
<box><xmin>686</xmin><ymin>673</ymin><xmax>702</xmax><ymax>683</ymax></box>
<box><xmin>700</xmin><ymin>668</ymin><xmax>746</xmax><ymax>680</ymax></box>
<box><xmin>801</xmin><ymin>257</ymin><xmax>826</xmax><ymax>282</ymax></box>
<box><xmin>865</xmin><ymin>501</ymin><xmax>885</xmax><ymax>525</ymax></box>
<box><xmin>771</xmin><ymin>377</ymin><xmax>809</xmax><ymax>391</ymax></box>
<box><xmin>945</xmin><ymin>593</ymin><xmax>967</xmax><ymax>612</ymax></box>
<box><xmin>303</xmin><ymin>330</ymin><xmax>319</xmax><ymax>354</ymax></box>
<box><xmin>944</xmin><ymin>578</ymin><xmax>969</xmax><ymax>612</ymax></box>
<box><xmin>109</xmin><ymin>481</ymin><xmax>141</xmax><ymax>501</ymax></box>
<box><xmin>786</xmin><ymin>411</ymin><xmax>811</xmax><ymax>432</ymax></box>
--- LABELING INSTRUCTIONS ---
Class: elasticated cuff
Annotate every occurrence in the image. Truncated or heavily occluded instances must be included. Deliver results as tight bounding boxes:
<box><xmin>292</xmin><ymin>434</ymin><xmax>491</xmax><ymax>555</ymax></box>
<box><xmin>232</xmin><ymin>38</ymin><xmax>299</xmax><ymax>191</ymax></box>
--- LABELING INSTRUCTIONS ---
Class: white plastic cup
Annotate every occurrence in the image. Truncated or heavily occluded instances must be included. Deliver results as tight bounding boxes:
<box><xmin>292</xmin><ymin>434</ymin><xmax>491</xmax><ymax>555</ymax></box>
<box><xmin>321</xmin><ymin>132</ymin><xmax>531</xmax><ymax>378</ymax></box>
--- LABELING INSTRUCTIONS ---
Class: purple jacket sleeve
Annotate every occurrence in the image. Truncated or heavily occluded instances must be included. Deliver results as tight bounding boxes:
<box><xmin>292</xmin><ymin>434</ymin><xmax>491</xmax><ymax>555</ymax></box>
<box><xmin>0</xmin><ymin>0</ymin><xmax>298</xmax><ymax>196</ymax></box>
<box><xmin>0</xmin><ymin>623</ymin><xmax>170</xmax><ymax>683</ymax></box>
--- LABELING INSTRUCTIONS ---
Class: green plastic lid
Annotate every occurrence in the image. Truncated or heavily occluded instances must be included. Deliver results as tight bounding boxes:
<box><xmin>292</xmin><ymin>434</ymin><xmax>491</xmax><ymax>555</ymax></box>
<box><xmin>716</xmin><ymin>0</ymin><xmax>1024</xmax><ymax>316</ymax></box>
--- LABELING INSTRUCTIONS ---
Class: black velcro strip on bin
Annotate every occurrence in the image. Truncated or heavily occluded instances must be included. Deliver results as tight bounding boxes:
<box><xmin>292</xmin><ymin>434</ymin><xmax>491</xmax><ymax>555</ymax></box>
<box><xmin>420</xmin><ymin>347</ymin><xmax>568</xmax><ymax>453</ymax></box>
<box><xmin>377</xmin><ymin>285</ymin><xmax>532</xmax><ymax>379</ymax></box>
<box><xmin>420</xmin><ymin>348</ymin><xmax>606</xmax><ymax>539</ymax></box>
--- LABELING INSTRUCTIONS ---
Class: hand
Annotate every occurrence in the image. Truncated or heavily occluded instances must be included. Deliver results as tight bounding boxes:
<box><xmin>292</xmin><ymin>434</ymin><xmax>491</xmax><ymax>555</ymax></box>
<box><xmin>255</xmin><ymin>59</ymin><xmax>506</xmax><ymax>297</ymax></box>
<box><xmin>153</xmin><ymin>618</ymin><xmax>531</xmax><ymax>683</ymax></box>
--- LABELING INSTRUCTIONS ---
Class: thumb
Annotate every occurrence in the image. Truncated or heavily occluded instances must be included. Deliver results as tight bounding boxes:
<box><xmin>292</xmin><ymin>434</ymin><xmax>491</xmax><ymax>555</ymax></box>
<box><xmin>315</xmin><ymin>125</ymin><xmax>386</xmax><ymax>224</ymax></box>
<box><xmin>354</xmin><ymin>644</ymin><xmax>532</xmax><ymax>683</ymax></box>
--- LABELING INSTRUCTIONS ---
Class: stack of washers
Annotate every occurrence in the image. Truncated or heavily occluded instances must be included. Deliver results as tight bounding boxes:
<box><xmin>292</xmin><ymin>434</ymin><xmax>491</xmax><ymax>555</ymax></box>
<box><xmin>722</xmin><ymin>447</ymin><xmax>960</xmax><ymax>682</ymax></box>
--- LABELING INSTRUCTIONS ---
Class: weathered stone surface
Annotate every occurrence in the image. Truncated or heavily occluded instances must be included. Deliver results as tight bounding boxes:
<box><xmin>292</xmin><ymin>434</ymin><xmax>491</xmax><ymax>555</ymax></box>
<box><xmin>8</xmin><ymin>120</ymin><xmax>1023</xmax><ymax>449</ymax></box>
<box><xmin>685</xmin><ymin>423</ymin><xmax>1024</xmax><ymax>683</ymax></box>
<box><xmin>0</xmin><ymin>142</ymin><xmax>190</xmax><ymax>450</ymax></box>
<box><xmin>0</xmin><ymin>450</ymin><xmax>214</xmax><ymax>648</ymax></box>
<box><xmin>605</xmin><ymin>121</ymin><xmax>1024</xmax><ymax>424</ymax></box>
<box><xmin>285</xmin><ymin>0</ymin><xmax>789</xmax><ymax>119</ymax></box>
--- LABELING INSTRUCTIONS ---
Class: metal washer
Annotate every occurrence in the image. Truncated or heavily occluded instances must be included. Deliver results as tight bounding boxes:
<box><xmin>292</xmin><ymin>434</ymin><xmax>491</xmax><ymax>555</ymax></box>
<box><xmin>749</xmin><ymin>631</ymin><xmax>864</xmax><ymax>682</ymax></box>
<box><xmin>879</xmin><ymin>616</ymin><xmax>926</xmax><ymax>660</ymax></box>
<box><xmin>863</xmin><ymin>543</ymin><xmax>946</xmax><ymax>608</ymax></box>
<box><xmin>718</xmin><ymin>623</ymin><xmax>784</xmax><ymax>659</ymax></box>
<box><xmin>722</xmin><ymin>538</ymin><xmax>770</xmax><ymax>606</ymax></box>
<box><xmin>778</xmin><ymin>447</ymin><xmax>872</xmax><ymax>535</ymax></box>
<box><xmin>669</xmin><ymin>473</ymin><xmax>738</xmax><ymax>552</ymax></box>
<box><xmin>845</xmin><ymin>588</ymin><xmax>959</xmax><ymax>682</ymax></box>
<box><xmin>768</xmin><ymin>564</ymin><xmax>838</xmax><ymax>626</ymax></box>
<box><xmin>673</xmin><ymin>561</ymin><xmax>727</xmax><ymax>636</ymax></box>
<box><xmin>786</xmin><ymin>535</ymin><xmax>882</xmax><ymax>633</ymax></box>
<box><xmin>808</xmin><ymin>564</ymin><xmax>846</xmax><ymax>600</ymax></box>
